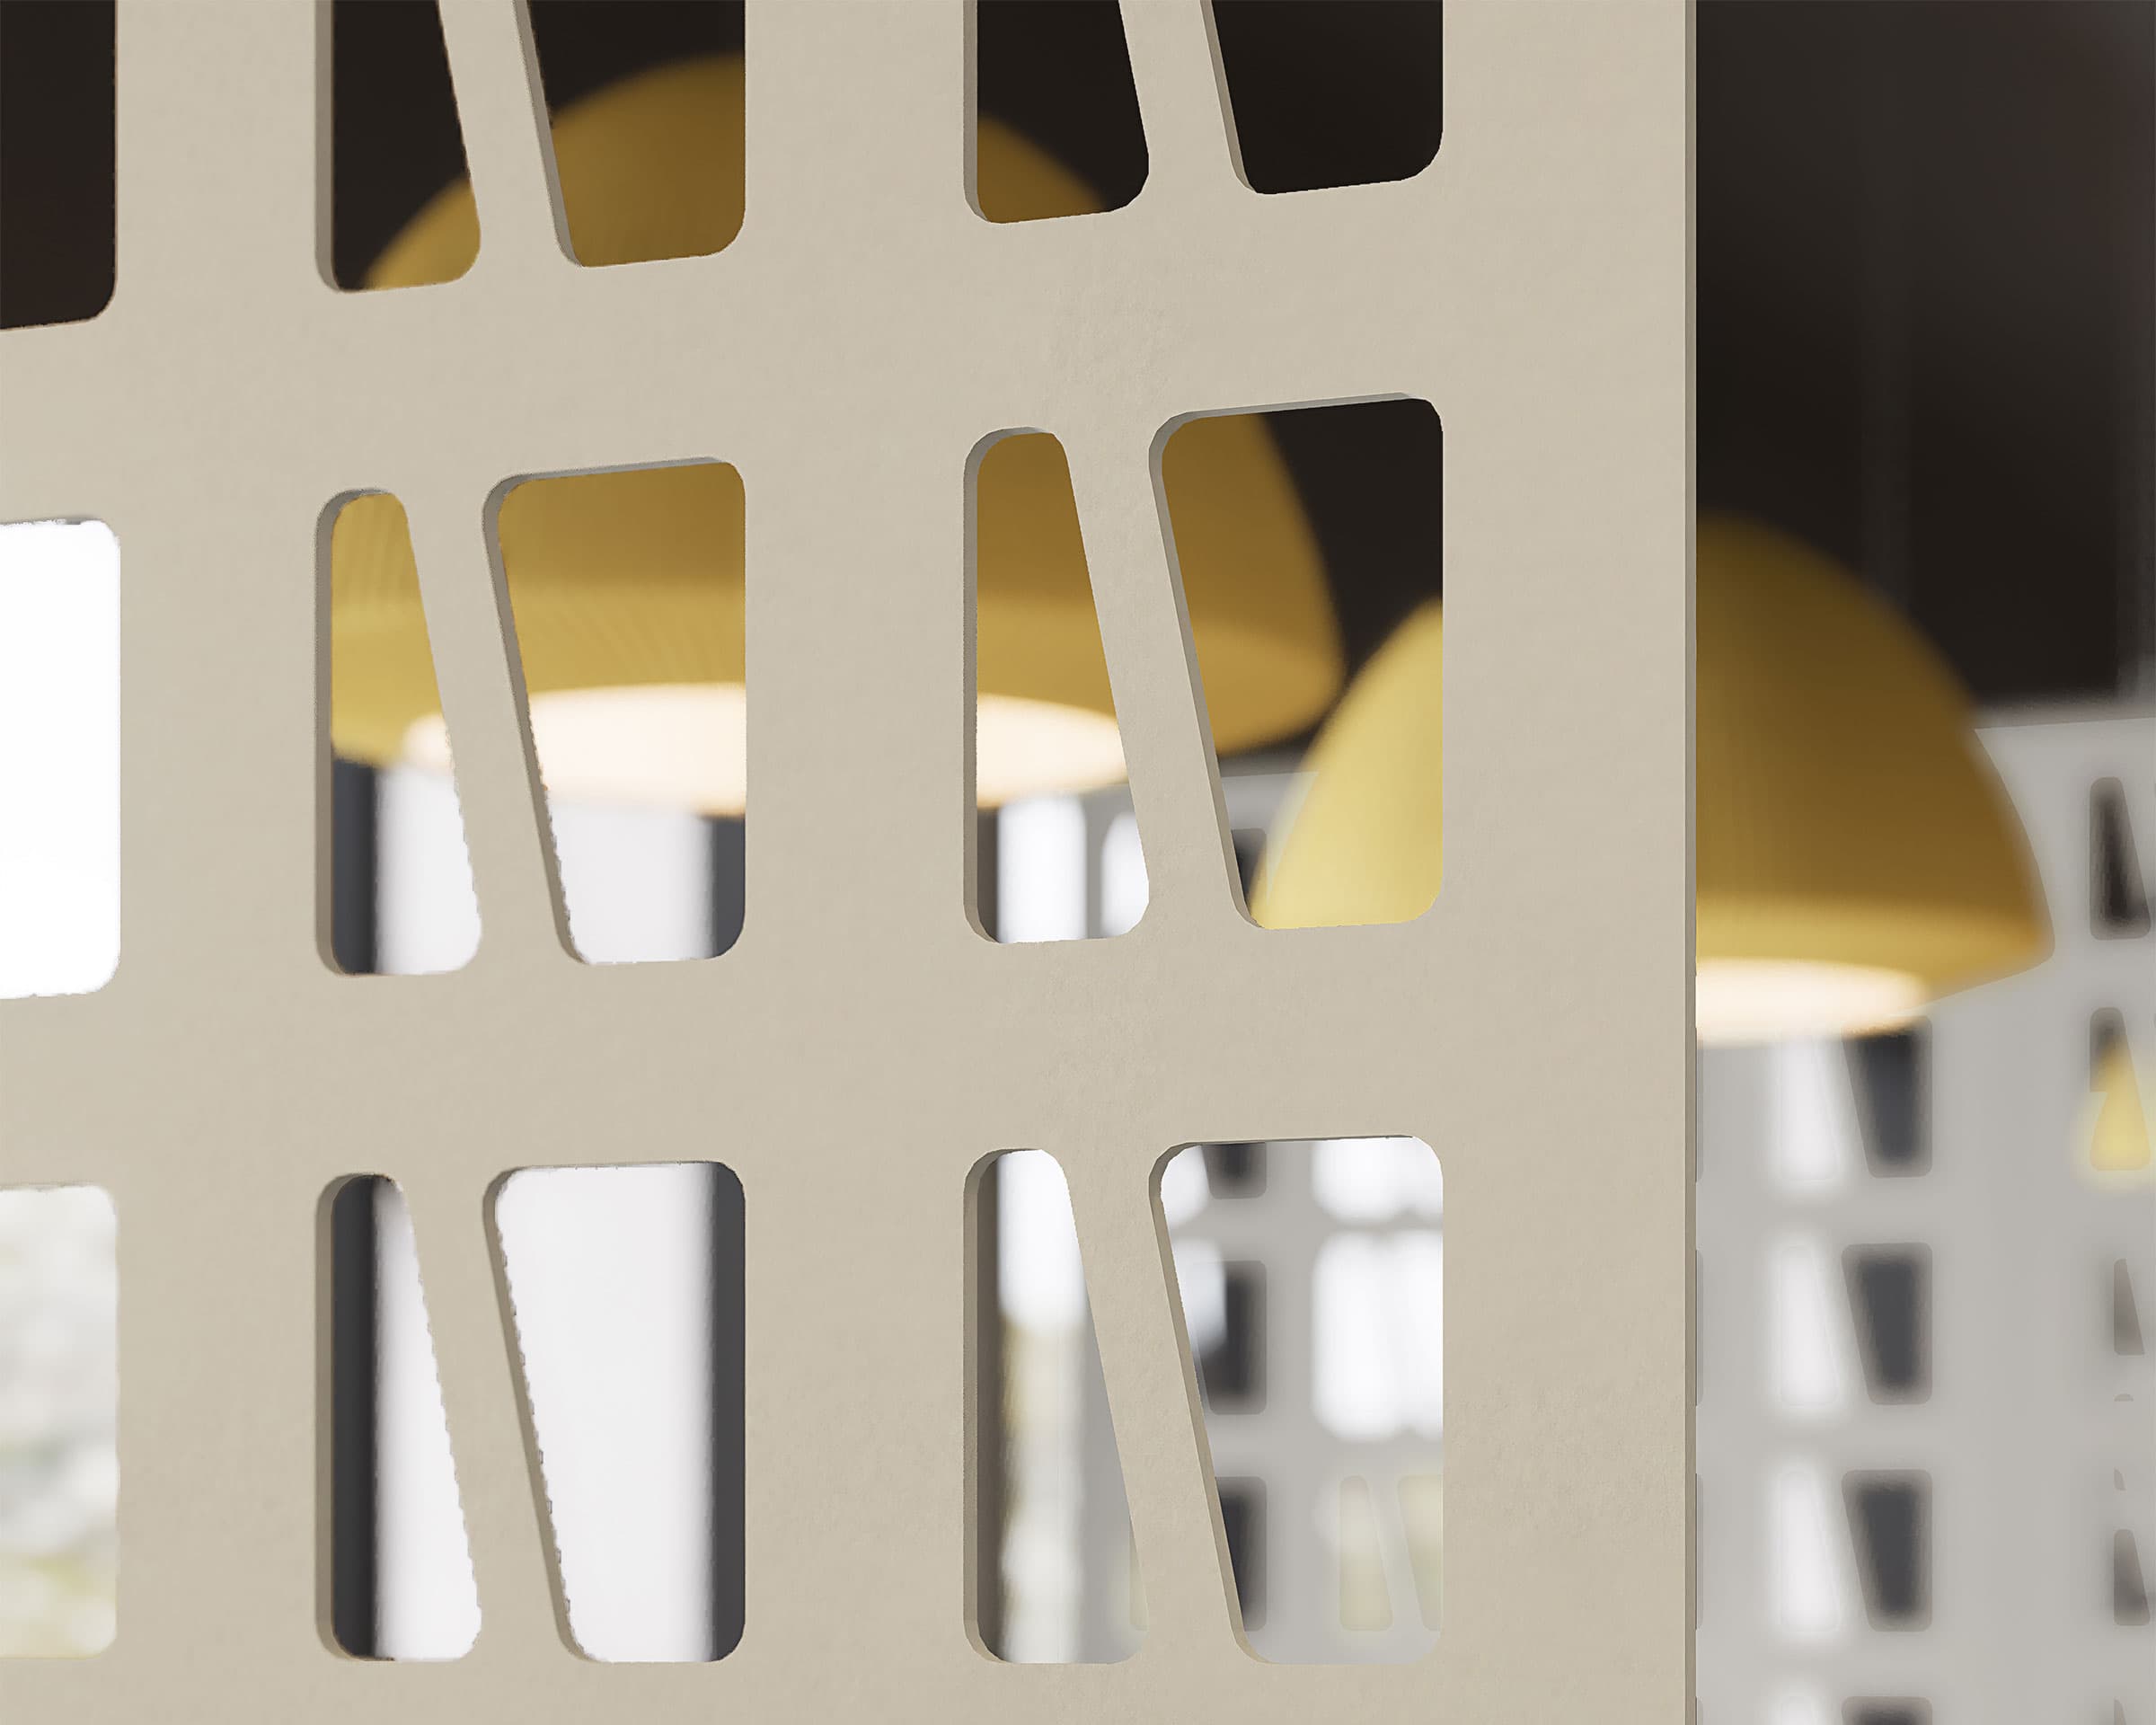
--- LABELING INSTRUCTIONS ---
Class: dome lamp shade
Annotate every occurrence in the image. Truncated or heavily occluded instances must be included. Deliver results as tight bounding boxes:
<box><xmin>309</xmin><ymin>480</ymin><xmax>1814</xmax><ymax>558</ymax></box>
<box><xmin>1251</xmin><ymin>516</ymin><xmax>2051</xmax><ymax>1045</ymax></box>
<box><xmin>330</xmin><ymin>56</ymin><xmax>1343</xmax><ymax>814</ymax></box>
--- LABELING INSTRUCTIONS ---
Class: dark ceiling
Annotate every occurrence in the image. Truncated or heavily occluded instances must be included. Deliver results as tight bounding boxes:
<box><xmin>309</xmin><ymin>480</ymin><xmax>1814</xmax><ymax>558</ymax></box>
<box><xmin>2</xmin><ymin>1</ymin><xmax>2148</xmax><ymax>706</ymax></box>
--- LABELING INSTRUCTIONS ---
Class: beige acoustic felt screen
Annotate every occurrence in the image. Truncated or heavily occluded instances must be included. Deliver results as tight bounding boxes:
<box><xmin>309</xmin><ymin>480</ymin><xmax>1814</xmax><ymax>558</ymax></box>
<box><xmin>0</xmin><ymin>4</ymin><xmax>1692</xmax><ymax>1721</ymax></box>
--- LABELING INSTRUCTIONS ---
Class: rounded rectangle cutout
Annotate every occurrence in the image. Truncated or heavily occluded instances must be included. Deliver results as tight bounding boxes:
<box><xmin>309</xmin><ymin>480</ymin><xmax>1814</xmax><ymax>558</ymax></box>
<box><xmin>1208</xmin><ymin>1</ymin><xmax>1443</xmax><ymax>194</ymax></box>
<box><xmin>491</xmin><ymin>1162</ymin><xmax>744</xmax><ymax>1662</ymax></box>
<box><xmin>1152</xmin><ymin>1137</ymin><xmax>1443</xmax><ymax>1663</ymax></box>
<box><xmin>526</xmin><ymin>7</ymin><xmax>746</xmax><ymax>268</ymax></box>
<box><xmin>492</xmin><ymin>463</ymin><xmax>746</xmax><ymax>965</ymax></box>
<box><xmin>1153</xmin><ymin>400</ymin><xmax>1442</xmax><ymax>931</ymax></box>
<box><xmin>0</xmin><ymin>0</ymin><xmax>115</xmax><ymax>328</ymax></box>
<box><xmin>0</xmin><ymin>520</ymin><xmax>119</xmax><ymax>999</ymax></box>
<box><xmin>0</xmin><ymin>1185</ymin><xmax>117</xmax><ymax>1658</ymax></box>
<box><xmin>321</xmin><ymin>1175</ymin><xmax>482</xmax><ymax>1661</ymax></box>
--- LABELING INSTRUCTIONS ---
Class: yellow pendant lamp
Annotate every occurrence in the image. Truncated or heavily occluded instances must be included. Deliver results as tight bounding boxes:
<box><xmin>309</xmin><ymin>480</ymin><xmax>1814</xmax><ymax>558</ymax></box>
<box><xmin>1251</xmin><ymin>515</ymin><xmax>2051</xmax><ymax>1044</ymax></box>
<box><xmin>330</xmin><ymin>56</ymin><xmax>1341</xmax><ymax>814</ymax></box>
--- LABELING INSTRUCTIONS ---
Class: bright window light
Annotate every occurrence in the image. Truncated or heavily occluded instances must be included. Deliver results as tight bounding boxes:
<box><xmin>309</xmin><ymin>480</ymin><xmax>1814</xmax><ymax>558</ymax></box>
<box><xmin>0</xmin><ymin>521</ymin><xmax>119</xmax><ymax>999</ymax></box>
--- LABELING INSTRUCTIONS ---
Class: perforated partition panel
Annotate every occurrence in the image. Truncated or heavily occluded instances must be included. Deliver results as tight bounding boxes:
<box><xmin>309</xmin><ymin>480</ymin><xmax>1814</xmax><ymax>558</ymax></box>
<box><xmin>1697</xmin><ymin>709</ymin><xmax>2156</xmax><ymax>1723</ymax></box>
<box><xmin>0</xmin><ymin>4</ymin><xmax>1692</xmax><ymax>1719</ymax></box>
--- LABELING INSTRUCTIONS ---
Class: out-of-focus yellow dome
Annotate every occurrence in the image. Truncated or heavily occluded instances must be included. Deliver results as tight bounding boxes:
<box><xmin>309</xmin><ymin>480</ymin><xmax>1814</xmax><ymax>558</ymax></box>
<box><xmin>1252</xmin><ymin>517</ymin><xmax>2051</xmax><ymax>1044</ymax></box>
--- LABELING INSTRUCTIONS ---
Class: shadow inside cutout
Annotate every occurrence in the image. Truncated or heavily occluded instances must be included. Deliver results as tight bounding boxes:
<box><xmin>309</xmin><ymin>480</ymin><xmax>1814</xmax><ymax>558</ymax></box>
<box><xmin>325</xmin><ymin>1176</ymin><xmax>482</xmax><ymax>1660</ymax></box>
<box><xmin>1209</xmin><ymin>1</ymin><xmax>1443</xmax><ymax>193</ymax></box>
<box><xmin>0</xmin><ymin>0</ymin><xmax>115</xmax><ymax>328</ymax></box>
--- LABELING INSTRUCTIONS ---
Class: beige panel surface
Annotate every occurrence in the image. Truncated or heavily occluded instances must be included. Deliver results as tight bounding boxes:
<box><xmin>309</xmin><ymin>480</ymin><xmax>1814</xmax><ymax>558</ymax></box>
<box><xmin>0</xmin><ymin>1</ymin><xmax>1692</xmax><ymax>1717</ymax></box>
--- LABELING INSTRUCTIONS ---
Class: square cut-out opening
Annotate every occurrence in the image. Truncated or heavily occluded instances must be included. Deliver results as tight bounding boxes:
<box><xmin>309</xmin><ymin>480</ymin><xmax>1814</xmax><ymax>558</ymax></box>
<box><xmin>0</xmin><ymin>1</ymin><xmax>114</xmax><ymax>328</ymax></box>
<box><xmin>0</xmin><ymin>1186</ymin><xmax>116</xmax><ymax>1659</ymax></box>
<box><xmin>0</xmin><ymin>520</ymin><xmax>119</xmax><ymax>999</ymax></box>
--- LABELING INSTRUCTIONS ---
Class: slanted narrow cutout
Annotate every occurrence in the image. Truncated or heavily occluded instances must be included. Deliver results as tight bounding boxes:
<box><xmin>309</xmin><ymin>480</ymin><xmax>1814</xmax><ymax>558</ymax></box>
<box><xmin>325</xmin><ymin>494</ymin><xmax>481</xmax><ymax>977</ymax></box>
<box><xmin>970</xmin><ymin>433</ymin><xmax>1140</xmax><ymax>942</ymax></box>
<box><xmin>971</xmin><ymin>0</ymin><xmax>1146</xmax><ymax>222</ymax></box>
<box><xmin>1163</xmin><ymin>401</ymin><xmax>1441</xmax><ymax>929</ymax></box>
<box><xmin>1770</xmin><ymin>1463</ymin><xmax>1848</xmax><ymax>1639</ymax></box>
<box><xmin>968</xmin><ymin>1150</ymin><xmax>1140</xmax><ymax>1662</ymax></box>
<box><xmin>1154</xmin><ymin>1137</ymin><xmax>1441</xmax><ymax>1662</ymax></box>
<box><xmin>0</xmin><ymin>0</ymin><xmax>114</xmax><ymax>327</ymax></box>
<box><xmin>2116</xmin><ymin>1260</ymin><xmax>2147</xmax><ymax>1357</ymax></box>
<box><xmin>1841</xmin><ymin>1245</ymin><xmax>1931</xmax><ymax>1403</ymax></box>
<box><xmin>2118</xmin><ymin>1528</ymin><xmax>2152</xmax><ymax>1625</ymax></box>
<box><xmin>1769</xmin><ymin>1235</ymin><xmax>1856</xmax><ymax>1418</ymax></box>
<box><xmin>0</xmin><ymin>1186</ymin><xmax>116</xmax><ymax>1658</ymax></box>
<box><xmin>1847</xmin><ymin>1028</ymin><xmax>1929</xmax><ymax>1176</ymax></box>
<box><xmin>2088</xmin><ymin>1011</ymin><xmax>2153</xmax><ymax>1177</ymax></box>
<box><xmin>329</xmin><ymin>0</ymin><xmax>477</xmax><ymax>290</ymax></box>
<box><xmin>0</xmin><ymin>521</ymin><xmax>119</xmax><ymax>999</ymax></box>
<box><xmin>2092</xmin><ymin>779</ymin><xmax>2152</xmax><ymax>938</ymax></box>
<box><xmin>1842</xmin><ymin>1472</ymin><xmax>1931</xmax><ymax>1630</ymax></box>
<box><xmin>490</xmin><ymin>464</ymin><xmax>745</xmax><ymax>963</ymax></box>
<box><xmin>525</xmin><ymin>4</ymin><xmax>746</xmax><ymax>267</ymax></box>
<box><xmin>323</xmin><ymin>1176</ymin><xmax>481</xmax><ymax>1660</ymax></box>
<box><xmin>491</xmin><ymin>1163</ymin><xmax>744</xmax><ymax>1661</ymax></box>
<box><xmin>1208</xmin><ymin>2</ymin><xmax>1442</xmax><ymax>193</ymax></box>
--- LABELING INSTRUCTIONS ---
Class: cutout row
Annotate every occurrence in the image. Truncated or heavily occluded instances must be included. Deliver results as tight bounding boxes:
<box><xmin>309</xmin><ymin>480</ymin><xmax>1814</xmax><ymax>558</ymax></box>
<box><xmin>328</xmin><ymin>397</ymin><xmax>1441</xmax><ymax>971</ymax></box>
<box><xmin>0</xmin><ymin>1</ymin><xmax>1442</xmax><ymax>328</ymax></box>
